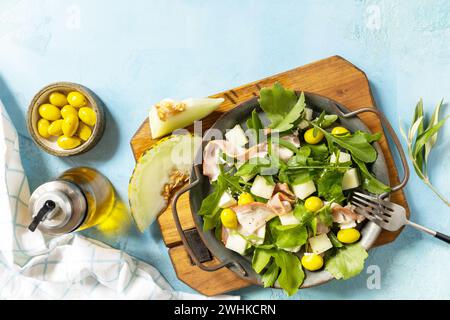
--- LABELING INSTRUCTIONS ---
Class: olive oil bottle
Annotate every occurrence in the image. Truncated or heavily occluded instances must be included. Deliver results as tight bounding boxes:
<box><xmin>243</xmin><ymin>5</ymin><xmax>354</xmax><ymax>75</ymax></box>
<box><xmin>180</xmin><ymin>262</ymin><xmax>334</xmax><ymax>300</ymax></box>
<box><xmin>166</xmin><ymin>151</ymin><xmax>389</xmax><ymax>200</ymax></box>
<box><xmin>28</xmin><ymin>167</ymin><xmax>115</xmax><ymax>235</ymax></box>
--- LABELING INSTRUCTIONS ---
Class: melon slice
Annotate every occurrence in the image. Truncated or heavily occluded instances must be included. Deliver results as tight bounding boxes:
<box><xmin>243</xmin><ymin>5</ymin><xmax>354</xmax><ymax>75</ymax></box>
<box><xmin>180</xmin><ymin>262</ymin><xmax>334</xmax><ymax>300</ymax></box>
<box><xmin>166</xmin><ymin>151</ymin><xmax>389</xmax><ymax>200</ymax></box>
<box><xmin>129</xmin><ymin>134</ymin><xmax>201</xmax><ymax>232</ymax></box>
<box><xmin>149</xmin><ymin>98</ymin><xmax>224</xmax><ymax>139</ymax></box>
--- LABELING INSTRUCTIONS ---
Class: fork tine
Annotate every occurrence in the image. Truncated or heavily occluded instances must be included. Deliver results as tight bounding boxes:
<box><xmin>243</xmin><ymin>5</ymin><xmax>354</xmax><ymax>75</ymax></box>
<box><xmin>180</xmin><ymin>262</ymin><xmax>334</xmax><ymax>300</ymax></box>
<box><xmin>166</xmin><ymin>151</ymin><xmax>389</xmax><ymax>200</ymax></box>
<box><xmin>353</xmin><ymin>192</ymin><xmax>397</xmax><ymax>211</ymax></box>
<box><xmin>353</xmin><ymin>206</ymin><xmax>389</xmax><ymax>228</ymax></box>
<box><xmin>352</xmin><ymin>193</ymin><xmax>394</xmax><ymax>214</ymax></box>
<box><xmin>352</xmin><ymin>201</ymin><xmax>391</xmax><ymax>221</ymax></box>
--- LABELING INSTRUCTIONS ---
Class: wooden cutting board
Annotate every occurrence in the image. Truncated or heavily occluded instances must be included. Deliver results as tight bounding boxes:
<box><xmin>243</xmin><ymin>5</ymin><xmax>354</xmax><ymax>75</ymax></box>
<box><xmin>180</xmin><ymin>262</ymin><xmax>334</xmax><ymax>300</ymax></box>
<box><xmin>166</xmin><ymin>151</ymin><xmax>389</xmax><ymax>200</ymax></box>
<box><xmin>130</xmin><ymin>55</ymin><xmax>410</xmax><ymax>296</ymax></box>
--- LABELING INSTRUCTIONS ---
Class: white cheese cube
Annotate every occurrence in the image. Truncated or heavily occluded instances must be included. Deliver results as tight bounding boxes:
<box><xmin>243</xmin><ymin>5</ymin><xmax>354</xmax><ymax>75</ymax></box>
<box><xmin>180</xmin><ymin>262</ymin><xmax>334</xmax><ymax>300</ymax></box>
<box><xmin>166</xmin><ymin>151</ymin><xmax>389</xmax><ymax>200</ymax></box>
<box><xmin>305</xmin><ymin>108</ymin><xmax>314</xmax><ymax>121</ymax></box>
<box><xmin>250</xmin><ymin>175</ymin><xmax>275</xmax><ymax>199</ymax></box>
<box><xmin>272</xmin><ymin>144</ymin><xmax>294</xmax><ymax>162</ymax></box>
<box><xmin>225</xmin><ymin>124</ymin><xmax>248</xmax><ymax>147</ymax></box>
<box><xmin>292</xmin><ymin>180</ymin><xmax>316</xmax><ymax>200</ymax></box>
<box><xmin>308</xmin><ymin>233</ymin><xmax>333</xmax><ymax>254</ymax></box>
<box><xmin>240</xmin><ymin>224</ymin><xmax>266</xmax><ymax>245</ymax></box>
<box><xmin>279</xmin><ymin>212</ymin><xmax>300</xmax><ymax>226</ymax></box>
<box><xmin>298</xmin><ymin>120</ymin><xmax>309</xmax><ymax>130</ymax></box>
<box><xmin>225</xmin><ymin>232</ymin><xmax>248</xmax><ymax>255</ymax></box>
<box><xmin>342</xmin><ymin>168</ymin><xmax>360</xmax><ymax>190</ymax></box>
<box><xmin>218</xmin><ymin>191</ymin><xmax>237</xmax><ymax>208</ymax></box>
<box><xmin>330</xmin><ymin>152</ymin><xmax>351</xmax><ymax>164</ymax></box>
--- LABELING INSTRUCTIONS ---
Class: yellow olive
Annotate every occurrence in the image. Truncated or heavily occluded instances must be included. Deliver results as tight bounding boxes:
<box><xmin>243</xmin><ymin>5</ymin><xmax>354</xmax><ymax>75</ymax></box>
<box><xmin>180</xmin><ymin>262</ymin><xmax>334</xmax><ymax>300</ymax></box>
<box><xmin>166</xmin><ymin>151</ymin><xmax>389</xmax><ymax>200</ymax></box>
<box><xmin>37</xmin><ymin>119</ymin><xmax>50</xmax><ymax>138</ymax></box>
<box><xmin>38</xmin><ymin>104</ymin><xmax>61</xmax><ymax>121</ymax></box>
<box><xmin>57</xmin><ymin>136</ymin><xmax>81</xmax><ymax>150</ymax></box>
<box><xmin>304</xmin><ymin>196</ymin><xmax>323</xmax><ymax>212</ymax></box>
<box><xmin>61</xmin><ymin>105</ymin><xmax>78</xmax><ymax>119</ymax></box>
<box><xmin>304</xmin><ymin>128</ymin><xmax>324</xmax><ymax>144</ymax></box>
<box><xmin>49</xmin><ymin>92</ymin><xmax>68</xmax><ymax>107</ymax></box>
<box><xmin>77</xmin><ymin>123</ymin><xmax>92</xmax><ymax>141</ymax></box>
<box><xmin>238</xmin><ymin>192</ymin><xmax>254</xmax><ymax>206</ymax></box>
<box><xmin>220</xmin><ymin>208</ymin><xmax>238</xmax><ymax>229</ymax></box>
<box><xmin>78</xmin><ymin>107</ymin><xmax>97</xmax><ymax>126</ymax></box>
<box><xmin>67</xmin><ymin>91</ymin><xmax>87</xmax><ymax>108</ymax></box>
<box><xmin>331</xmin><ymin>126</ymin><xmax>350</xmax><ymax>136</ymax></box>
<box><xmin>47</xmin><ymin>120</ymin><xmax>63</xmax><ymax>136</ymax></box>
<box><xmin>62</xmin><ymin>115</ymin><xmax>79</xmax><ymax>137</ymax></box>
<box><xmin>337</xmin><ymin>228</ymin><xmax>361</xmax><ymax>244</ymax></box>
<box><xmin>301</xmin><ymin>254</ymin><xmax>324</xmax><ymax>271</ymax></box>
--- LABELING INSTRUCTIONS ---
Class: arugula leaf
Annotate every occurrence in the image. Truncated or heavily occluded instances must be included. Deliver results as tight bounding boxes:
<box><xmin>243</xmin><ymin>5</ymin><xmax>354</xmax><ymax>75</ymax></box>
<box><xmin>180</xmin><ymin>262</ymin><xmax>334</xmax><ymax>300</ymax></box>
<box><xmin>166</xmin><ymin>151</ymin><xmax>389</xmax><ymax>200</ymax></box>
<box><xmin>246</xmin><ymin>109</ymin><xmax>264</xmax><ymax>143</ymax></box>
<box><xmin>261</xmin><ymin>262</ymin><xmax>280</xmax><ymax>288</ymax></box>
<box><xmin>313</xmin><ymin>111</ymin><xmax>338</xmax><ymax>128</ymax></box>
<box><xmin>252</xmin><ymin>248</ymin><xmax>274</xmax><ymax>273</ymax></box>
<box><xmin>328</xmin><ymin>231</ymin><xmax>343</xmax><ymax>248</ymax></box>
<box><xmin>317</xmin><ymin>169</ymin><xmax>345</xmax><ymax>203</ymax></box>
<box><xmin>317</xmin><ymin>204</ymin><xmax>334</xmax><ymax>227</ymax></box>
<box><xmin>198</xmin><ymin>175</ymin><xmax>227</xmax><ymax>217</ymax></box>
<box><xmin>293</xmin><ymin>203</ymin><xmax>315</xmax><ymax>225</ymax></box>
<box><xmin>307</xmin><ymin>143</ymin><xmax>329</xmax><ymax>160</ymax></box>
<box><xmin>424</xmin><ymin>99</ymin><xmax>443</xmax><ymax>162</ymax></box>
<box><xmin>325</xmin><ymin>243</ymin><xmax>368</xmax><ymax>280</ymax></box>
<box><xmin>235</xmin><ymin>157</ymin><xmax>271</xmax><ymax>176</ymax></box>
<box><xmin>259</xmin><ymin>83</ymin><xmax>304</xmax><ymax>131</ymax></box>
<box><xmin>274</xmin><ymin>250</ymin><xmax>304</xmax><ymax>296</ymax></box>
<box><xmin>353</xmin><ymin>157</ymin><xmax>391</xmax><ymax>194</ymax></box>
<box><xmin>268</xmin><ymin>218</ymin><xmax>308</xmax><ymax>249</ymax></box>
<box><xmin>314</xmin><ymin>126</ymin><xmax>379</xmax><ymax>163</ymax></box>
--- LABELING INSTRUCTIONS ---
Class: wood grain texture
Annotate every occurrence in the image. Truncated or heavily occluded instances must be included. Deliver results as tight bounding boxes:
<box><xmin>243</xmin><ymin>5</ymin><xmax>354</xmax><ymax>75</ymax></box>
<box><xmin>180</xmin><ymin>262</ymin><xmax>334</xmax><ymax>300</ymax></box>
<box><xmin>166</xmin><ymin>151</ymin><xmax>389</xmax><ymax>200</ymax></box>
<box><xmin>130</xmin><ymin>55</ymin><xmax>410</xmax><ymax>294</ymax></box>
<box><xmin>168</xmin><ymin>246</ymin><xmax>251</xmax><ymax>296</ymax></box>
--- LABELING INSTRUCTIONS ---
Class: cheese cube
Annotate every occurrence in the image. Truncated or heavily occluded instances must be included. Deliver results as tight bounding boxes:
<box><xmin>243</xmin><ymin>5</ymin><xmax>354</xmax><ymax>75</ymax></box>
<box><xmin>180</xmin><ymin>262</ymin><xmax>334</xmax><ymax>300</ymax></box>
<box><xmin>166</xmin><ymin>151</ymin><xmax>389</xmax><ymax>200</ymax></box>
<box><xmin>308</xmin><ymin>233</ymin><xmax>333</xmax><ymax>254</ymax></box>
<box><xmin>292</xmin><ymin>180</ymin><xmax>316</xmax><ymax>200</ymax></box>
<box><xmin>279</xmin><ymin>212</ymin><xmax>300</xmax><ymax>226</ymax></box>
<box><xmin>218</xmin><ymin>191</ymin><xmax>237</xmax><ymax>208</ymax></box>
<box><xmin>330</xmin><ymin>152</ymin><xmax>351</xmax><ymax>164</ymax></box>
<box><xmin>225</xmin><ymin>124</ymin><xmax>248</xmax><ymax>147</ymax></box>
<box><xmin>342</xmin><ymin>168</ymin><xmax>360</xmax><ymax>190</ymax></box>
<box><xmin>250</xmin><ymin>175</ymin><xmax>275</xmax><ymax>199</ymax></box>
<box><xmin>305</xmin><ymin>108</ymin><xmax>314</xmax><ymax>121</ymax></box>
<box><xmin>225</xmin><ymin>233</ymin><xmax>248</xmax><ymax>255</ymax></box>
<box><xmin>298</xmin><ymin>120</ymin><xmax>309</xmax><ymax>130</ymax></box>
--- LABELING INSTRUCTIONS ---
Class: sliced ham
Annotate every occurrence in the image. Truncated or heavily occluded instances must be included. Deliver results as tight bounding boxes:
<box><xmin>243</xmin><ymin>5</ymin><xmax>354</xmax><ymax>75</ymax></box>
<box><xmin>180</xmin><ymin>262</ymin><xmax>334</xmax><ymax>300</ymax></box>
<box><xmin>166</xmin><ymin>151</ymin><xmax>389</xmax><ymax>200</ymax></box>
<box><xmin>273</xmin><ymin>183</ymin><xmax>295</xmax><ymax>199</ymax></box>
<box><xmin>202</xmin><ymin>140</ymin><xmax>268</xmax><ymax>181</ymax></box>
<box><xmin>331</xmin><ymin>203</ymin><xmax>365</xmax><ymax>225</ymax></box>
<box><xmin>233</xmin><ymin>202</ymin><xmax>277</xmax><ymax>234</ymax></box>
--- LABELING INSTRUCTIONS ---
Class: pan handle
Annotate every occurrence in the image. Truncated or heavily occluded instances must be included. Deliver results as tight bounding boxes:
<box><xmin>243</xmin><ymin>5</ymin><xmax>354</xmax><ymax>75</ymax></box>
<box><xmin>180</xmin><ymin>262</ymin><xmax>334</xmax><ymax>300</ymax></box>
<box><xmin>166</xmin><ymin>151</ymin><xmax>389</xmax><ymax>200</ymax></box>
<box><xmin>171</xmin><ymin>165</ymin><xmax>247</xmax><ymax>275</ymax></box>
<box><xmin>335</xmin><ymin>106</ymin><xmax>410</xmax><ymax>195</ymax></box>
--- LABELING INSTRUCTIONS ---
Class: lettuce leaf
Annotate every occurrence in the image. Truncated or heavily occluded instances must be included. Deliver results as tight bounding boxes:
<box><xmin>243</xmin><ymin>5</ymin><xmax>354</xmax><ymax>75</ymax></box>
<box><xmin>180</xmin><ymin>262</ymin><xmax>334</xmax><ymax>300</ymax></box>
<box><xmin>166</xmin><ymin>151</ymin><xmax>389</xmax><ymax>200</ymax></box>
<box><xmin>325</xmin><ymin>243</ymin><xmax>368</xmax><ymax>280</ymax></box>
<box><xmin>317</xmin><ymin>169</ymin><xmax>345</xmax><ymax>203</ymax></box>
<box><xmin>353</xmin><ymin>157</ymin><xmax>391</xmax><ymax>194</ymax></box>
<box><xmin>268</xmin><ymin>218</ymin><xmax>308</xmax><ymax>249</ymax></box>
<box><xmin>274</xmin><ymin>250</ymin><xmax>305</xmax><ymax>296</ymax></box>
<box><xmin>259</xmin><ymin>83</ymin><xmax>305</xmax><ymax>132</ymax></box>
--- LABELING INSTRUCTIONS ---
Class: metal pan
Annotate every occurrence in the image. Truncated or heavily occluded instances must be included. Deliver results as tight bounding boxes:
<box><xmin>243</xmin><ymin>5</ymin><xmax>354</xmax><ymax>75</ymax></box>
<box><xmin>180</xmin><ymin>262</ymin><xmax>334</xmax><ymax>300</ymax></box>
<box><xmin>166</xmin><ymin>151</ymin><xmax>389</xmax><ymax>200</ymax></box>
<box><xmin>172</xmin><ymin>92</ymin><xmax>409</xmax><ymax>288</ymax></box>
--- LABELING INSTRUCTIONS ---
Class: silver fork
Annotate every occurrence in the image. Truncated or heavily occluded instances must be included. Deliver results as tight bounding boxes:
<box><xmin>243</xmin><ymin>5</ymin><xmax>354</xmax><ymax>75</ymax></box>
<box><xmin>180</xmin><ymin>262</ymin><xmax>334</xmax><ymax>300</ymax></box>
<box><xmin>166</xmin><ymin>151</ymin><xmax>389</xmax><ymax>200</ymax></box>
<box><xmin>351</xmin><ymin>192</ymin><xmax>450</xmax><ymax>244</ymax></box>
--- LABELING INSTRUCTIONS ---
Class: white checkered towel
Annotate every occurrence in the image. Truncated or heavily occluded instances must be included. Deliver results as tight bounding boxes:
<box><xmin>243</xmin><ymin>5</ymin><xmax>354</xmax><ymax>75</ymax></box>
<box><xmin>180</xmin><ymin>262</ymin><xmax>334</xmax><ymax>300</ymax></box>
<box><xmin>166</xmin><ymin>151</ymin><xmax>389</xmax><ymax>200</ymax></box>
<box><xmin>0</xmin><ymin>99</ymin><xmax>236</xmax><ymax>300</ymax></box>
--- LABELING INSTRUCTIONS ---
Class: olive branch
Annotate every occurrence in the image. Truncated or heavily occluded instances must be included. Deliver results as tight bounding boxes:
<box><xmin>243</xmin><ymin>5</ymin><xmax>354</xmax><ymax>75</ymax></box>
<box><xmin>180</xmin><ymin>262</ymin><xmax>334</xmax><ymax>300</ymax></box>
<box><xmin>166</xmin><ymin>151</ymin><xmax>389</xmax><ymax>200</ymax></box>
<box><xmin>399</xmin><ymin>98</ymin><xmax>450</xmax><ymax>207</ymax></box>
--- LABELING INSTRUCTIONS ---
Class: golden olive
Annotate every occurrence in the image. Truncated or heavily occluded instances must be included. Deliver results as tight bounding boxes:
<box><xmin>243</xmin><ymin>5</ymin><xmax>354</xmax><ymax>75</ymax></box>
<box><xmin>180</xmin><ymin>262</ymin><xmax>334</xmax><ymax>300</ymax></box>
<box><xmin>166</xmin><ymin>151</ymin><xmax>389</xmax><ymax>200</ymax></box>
<box><xmin>220</xmin><ymin>208</ymin><xmax>238</xmax><ymax>229</ymax></box>
<box><xmin>37</xmin><ymin>119</ymin><xmax>50</xmax><ymax>138</ymax></box>
<box><xmin>62</xmin><ymin>115</ymin><xmax>79</xmax><ymax>137</ymax></box>
<box><xmin>238</xmin><ymin>192</ymin><xmax>254</xmax><ymax>206</ymax></box>
<box><xmin>301</xmin><ymin>254</ymin><xmax>324</xmax><ymax>271</ymax></box>
<box><xmin>304</xmin><ymin>128</ymin><xmax>324</xmax><ymax>144</ymax></box>
<box><xmin>337</xmin><ymin>228</ymin><xmax>361</xmax><ymax>244</ymax></box>
<box><xmin>331</xmin><ymin>126</ymin><xmax>350</xmax><ymax>136</ymax></box>
<box><xmin>77</xmin><ymin>123</ymin><xmax>92</xmax><ymax>141</ymax></box>
<box><xmin>47</xmin><ymin>120</ymin><xmax>63</xmax><ymax>136</ymax></box>
<box><xmin>304</xmin><ymin>196</ymin><xmax>323</xmax><ymax>212</ymax></box>
<box><xmin>78</xmin><ymin>107</ymin><xmax>97</xmax><ymax>126</ymax></box>
<box><xmin>57</xmin><ymin>136</ymin><xmax>81</xmax><ymax>150</ymax></box>
<box><xmin>38</xmin><ymin>104</ymin><xmax>61</xmax><ymax>121</ymax></box>
<box><xmin>49</xmin><ymin>92</ymin><xmax>68</xmax><ymax>107</ymax></box>
<box><xmin>67</xmin><ymin>91</ymin><xmax>87</xmax><ymax>108</ymax></box>
<box><xmin>61</xmin><ymin>105</ymin><xmax>78</xmax><ymax>119</ymax></box>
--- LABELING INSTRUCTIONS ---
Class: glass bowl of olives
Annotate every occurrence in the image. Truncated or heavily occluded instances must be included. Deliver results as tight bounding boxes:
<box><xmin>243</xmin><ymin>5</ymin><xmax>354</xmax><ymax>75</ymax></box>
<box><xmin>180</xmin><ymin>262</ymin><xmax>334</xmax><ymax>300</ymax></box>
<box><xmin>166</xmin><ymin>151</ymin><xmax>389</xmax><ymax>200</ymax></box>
<box><xmin>27</xmin><ymin>82</ymin><xmax>105</xmax><ymax>156</ymax></box>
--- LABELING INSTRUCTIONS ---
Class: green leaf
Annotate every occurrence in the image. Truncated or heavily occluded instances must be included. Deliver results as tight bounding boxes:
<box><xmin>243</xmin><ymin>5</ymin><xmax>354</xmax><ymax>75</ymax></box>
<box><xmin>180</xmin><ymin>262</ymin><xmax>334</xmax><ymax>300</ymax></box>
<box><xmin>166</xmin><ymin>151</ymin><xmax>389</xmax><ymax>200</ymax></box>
<box><xmin>272</xmin><ymin>92</ymin><xmax>306</xmax><ymax>132</ymax></box>
<box><xmin>314</xmin><ymin>126</ymin><xmax>379</xmax><ymax>163</ymax></box>
<box><xmin>258</xmin><ymin>82</ymin><xmax>303</xmax><ymax>131</ymax></box>
<box><xmin>307</xmin><ymin>143</ymin><xmax>329</xmax><ymax>160</ymax></box>
<box><xmin>235</xmin><ymin>157</ymin><xmax>271</xmax><ymax>176</ymax></box>
<box><xmin>413</xmin><ymin>99</ymin><xmax>425</xmax><ymax>172</ymax></box>
<box><xmin>252</xmin><ymin>248</ymin><xmax>274</xmax><ymax>273</ymax></box>
<box><xmin>353</xmin><ymin>157</ymin><xmax>391</xmax><ymax>194</ymax></box>
<box><xmin>274</xmin><ymin>251</ymin><xmax>304</xmax><ymax>296</ymax></box>
<box><xmin>317</xmin><ymin>169</ymin><xmax>345</xmax><ymax>203</ymax></box>
<box><xmin>317</xmin><ymin>204</ymin><xmax>334</xmax><ymax>227</ymax></box>
<box><xmin>424</xmin><ymin>99</ymin><xmax>444</xmax><ymax>162</ymax></box>
<box><xmin>413</xmin><ymin>115</ymin><xmax>449</xmax><ymax>160</ymax></box>
<box><xmin>325</xmin><ymin>243</ymin><xmax>368</xmax><ymax>280</ymax></box>
<box><xmin>261</xmin><ymin>262</ymin><xmax>280</xmax><ymax>288</ymax></box>
<box><xmin>246</xmin><ymin>109</ymin><xmax>264</xmax><ymax>143</ymax></box>
<box><xmin>293</xmin><ymin>203</ymin><xmax>315</xmax><ymax>225</ymax></box>
<box><xmin>198</xmin><ymin>175</ymin><xmax>227</xmax><ymax>217</ymax></box>
<box><xmin>313</xmin><ymin>112</ymin><xmax>338</xmax><ymax>128</ymax></box>
<box><xmin>268</xmin><ymin>218</ymin><xmax>308</xmax><ymax>249</ymax></box>
<box><xmin>328</xmin><ymin>231</ymin><xmax>343</xmax><ymax>248</ymax></box>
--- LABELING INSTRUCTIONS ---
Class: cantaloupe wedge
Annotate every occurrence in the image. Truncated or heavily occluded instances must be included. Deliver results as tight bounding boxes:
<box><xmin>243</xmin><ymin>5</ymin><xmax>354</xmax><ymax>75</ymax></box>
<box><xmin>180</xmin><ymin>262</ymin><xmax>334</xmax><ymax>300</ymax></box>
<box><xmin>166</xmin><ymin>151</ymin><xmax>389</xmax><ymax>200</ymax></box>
<box><xmin>129</xmin><ymin>134</ymin><xmax>201</xmax><ymax>232</ymax></box>
<box><xmin>149</xmin><ymin>98</ymin><xmax>224</xmax><ymax>139</ymax></box>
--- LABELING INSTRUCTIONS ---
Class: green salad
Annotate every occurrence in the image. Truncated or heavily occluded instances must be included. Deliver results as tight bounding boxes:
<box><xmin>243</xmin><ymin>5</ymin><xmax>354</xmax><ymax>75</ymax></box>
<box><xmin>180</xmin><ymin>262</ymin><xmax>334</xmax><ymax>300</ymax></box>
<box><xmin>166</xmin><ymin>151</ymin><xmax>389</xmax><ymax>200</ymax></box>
<box><xmin>199</xmin><ymin>83</ymin><xmax>390</xmax><ymax>296</ymax></box>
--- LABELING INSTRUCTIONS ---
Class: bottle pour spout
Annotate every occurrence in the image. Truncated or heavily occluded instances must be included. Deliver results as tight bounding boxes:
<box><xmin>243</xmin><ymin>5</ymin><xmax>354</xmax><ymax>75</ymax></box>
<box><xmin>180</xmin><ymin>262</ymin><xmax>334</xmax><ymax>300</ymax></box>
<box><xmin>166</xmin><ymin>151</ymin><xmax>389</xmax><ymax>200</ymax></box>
<box><xmin>28</xmin><ymin>200</ymin><xmax>56</xmax><ymax>232</ymax></box>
